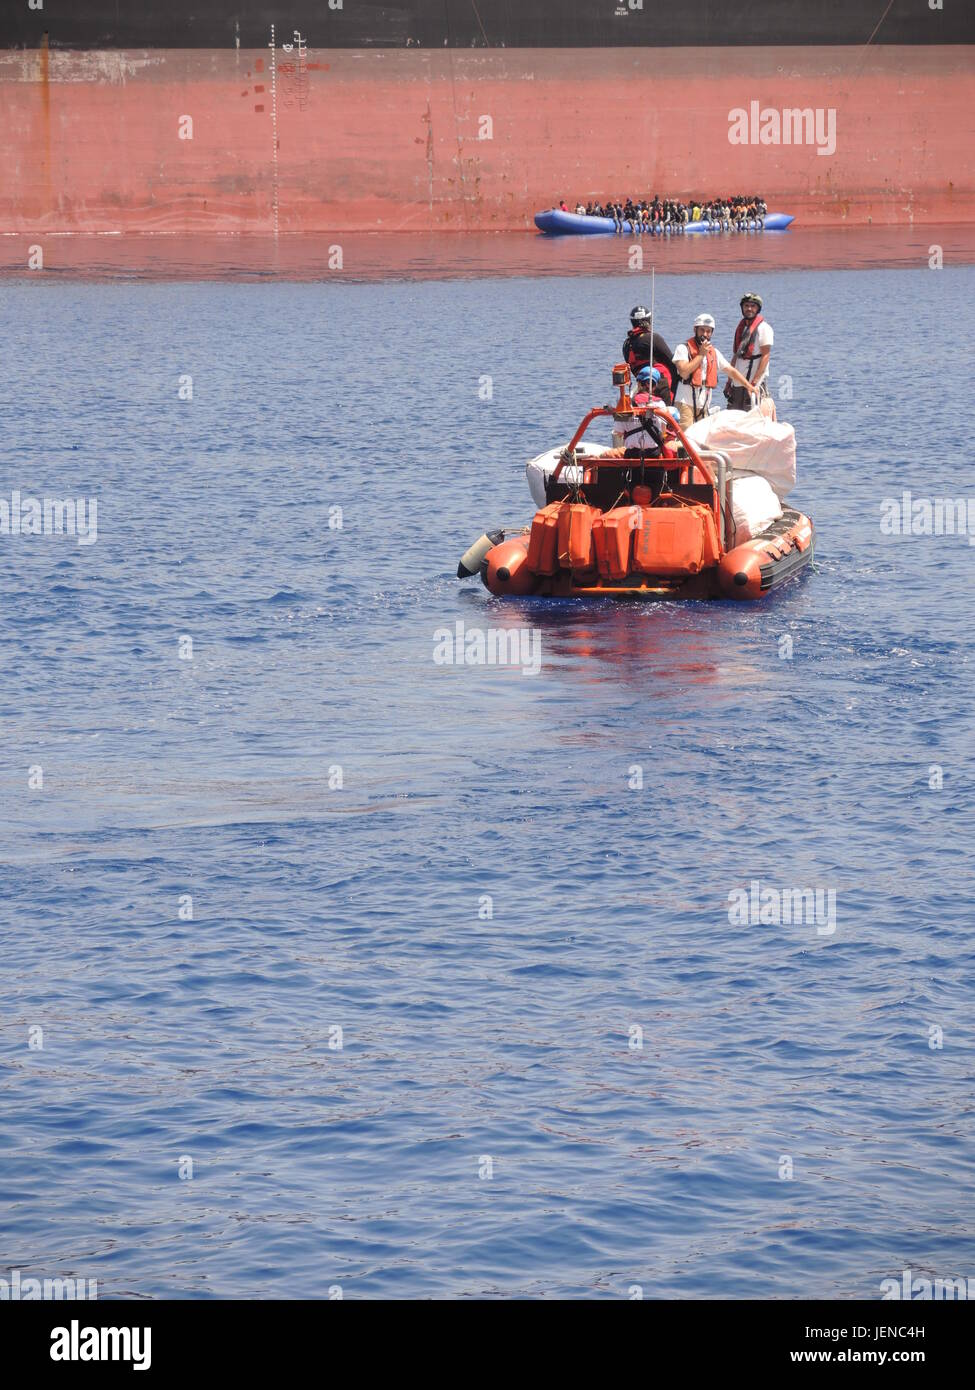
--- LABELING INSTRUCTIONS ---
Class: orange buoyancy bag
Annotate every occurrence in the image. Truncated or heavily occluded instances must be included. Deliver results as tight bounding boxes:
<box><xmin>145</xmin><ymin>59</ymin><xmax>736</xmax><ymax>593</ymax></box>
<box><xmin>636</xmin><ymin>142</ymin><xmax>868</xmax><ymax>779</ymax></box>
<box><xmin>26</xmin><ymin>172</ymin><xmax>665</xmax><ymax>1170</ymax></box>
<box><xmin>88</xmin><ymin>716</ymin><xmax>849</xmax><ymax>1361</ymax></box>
<box><xmin>527</xmin><ymin>501</ymin><xmax>563</xmax><ymax>574</ymax></box>
<box><xmin>558</xmin><ymin>501</ymin><xmax>598</xmax><ymax>571</ymax></box>
<box><xmin>634</xmin><ymin>502</ymin><xmax>719</xmax><ymax>576</ymax></box>
<box><xmin>592</xmin><ymin>505</ymin><xmax>641</xmax><ymax>579</ymax></box>
<box><xmin>699</xmin><ymin>504</ymin><xmax>722</xmax><ymax>565</ymax></box>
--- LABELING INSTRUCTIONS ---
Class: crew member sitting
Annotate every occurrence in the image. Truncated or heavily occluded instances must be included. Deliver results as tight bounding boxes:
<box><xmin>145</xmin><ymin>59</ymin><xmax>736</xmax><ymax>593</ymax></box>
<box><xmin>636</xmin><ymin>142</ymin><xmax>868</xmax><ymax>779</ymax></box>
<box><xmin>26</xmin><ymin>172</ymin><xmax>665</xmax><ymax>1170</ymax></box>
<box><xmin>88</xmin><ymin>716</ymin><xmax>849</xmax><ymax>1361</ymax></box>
<box><xmin>633</xmin><ymin>358</ymin><xmax>673</xmax><ymax>406</ymax></box>
<box><xmin>634</xmin><ymin>366</ymin><xmax>679</xmax><ymax>424</ymax></box>
<box><xmin>672</xmin><ymin>313</ymin><xmax>758</xmax><ymax>430</ymax></box>
<box><xmin>604</xmin><ymin>368</ymin><xmax>677</xmax><ymax>458</ymax></box>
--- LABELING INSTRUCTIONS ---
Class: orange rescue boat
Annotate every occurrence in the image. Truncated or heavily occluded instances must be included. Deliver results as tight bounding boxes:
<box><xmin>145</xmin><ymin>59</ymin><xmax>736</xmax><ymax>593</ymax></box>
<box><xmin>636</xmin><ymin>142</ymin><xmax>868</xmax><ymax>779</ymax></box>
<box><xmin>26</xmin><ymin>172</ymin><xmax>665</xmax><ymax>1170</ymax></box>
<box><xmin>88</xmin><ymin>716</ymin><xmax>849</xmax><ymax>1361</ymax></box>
<box><xmin>458</xmin><ymin>364</ymin><xmax>814</xmax><ymax>601</ymax></box>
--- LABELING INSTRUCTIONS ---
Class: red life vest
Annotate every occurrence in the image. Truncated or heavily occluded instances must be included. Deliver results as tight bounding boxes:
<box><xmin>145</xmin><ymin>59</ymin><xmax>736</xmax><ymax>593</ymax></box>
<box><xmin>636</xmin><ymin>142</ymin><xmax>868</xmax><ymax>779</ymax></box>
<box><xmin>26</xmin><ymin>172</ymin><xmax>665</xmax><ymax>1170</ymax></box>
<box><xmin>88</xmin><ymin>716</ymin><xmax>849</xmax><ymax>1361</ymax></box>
<box><xmin>733</xmin><ymin>314</ymin><xmax>767</xmax><ymax>382</ymax></box>
<box><xmin>624</xmin><ymin>330</ymin><xmax>652</xmax><ymax>371</ymax></box>
<box><xmin>630</xmin><ymin>390</ymin><xmax>667</xmax><ymax>413</ymax></box>
<box><xmin>624</xmin><ymin>336</ymin><xmax>673</xmax><ymax>392</ymax></box>
<box><xmin>685</xmin><ymin>337</ymin><xmax>718</xmax><ymax>389</ymax></box>
<box><xmin>733</xmin><ymin>313</ymin><xmax>765</xmax><ymax>359</ymax></box>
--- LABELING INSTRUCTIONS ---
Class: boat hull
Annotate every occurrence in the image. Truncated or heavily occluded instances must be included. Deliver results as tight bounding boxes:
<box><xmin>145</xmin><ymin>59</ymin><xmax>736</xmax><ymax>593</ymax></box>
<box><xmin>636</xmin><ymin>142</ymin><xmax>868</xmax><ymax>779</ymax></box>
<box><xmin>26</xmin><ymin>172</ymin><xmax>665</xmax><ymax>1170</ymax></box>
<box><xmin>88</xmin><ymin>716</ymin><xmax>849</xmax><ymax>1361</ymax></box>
<box><xmin>534</xmin><ymin>210</ymin><xmax>795</xmax><ymax>236</ymax></box>
<box><xmin>477</xmin><ymin>509</ymin><xmax>814</xmax><ymax>601</ymax></box>
<box><xmin>1</xmin><ymin>26</ymin><xmax>969</xmax><ymax>234</ymax></box>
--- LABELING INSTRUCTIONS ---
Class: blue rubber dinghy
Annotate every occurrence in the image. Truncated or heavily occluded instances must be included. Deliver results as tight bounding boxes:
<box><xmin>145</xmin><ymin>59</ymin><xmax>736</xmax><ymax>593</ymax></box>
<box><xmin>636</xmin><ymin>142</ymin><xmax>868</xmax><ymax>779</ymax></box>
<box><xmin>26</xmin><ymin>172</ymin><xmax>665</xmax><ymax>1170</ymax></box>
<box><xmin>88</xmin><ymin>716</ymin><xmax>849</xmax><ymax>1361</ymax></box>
<box><xmin>534</xmin><ymin>209</ymin><xmax>795</xmax><ymax>235</ymax></box>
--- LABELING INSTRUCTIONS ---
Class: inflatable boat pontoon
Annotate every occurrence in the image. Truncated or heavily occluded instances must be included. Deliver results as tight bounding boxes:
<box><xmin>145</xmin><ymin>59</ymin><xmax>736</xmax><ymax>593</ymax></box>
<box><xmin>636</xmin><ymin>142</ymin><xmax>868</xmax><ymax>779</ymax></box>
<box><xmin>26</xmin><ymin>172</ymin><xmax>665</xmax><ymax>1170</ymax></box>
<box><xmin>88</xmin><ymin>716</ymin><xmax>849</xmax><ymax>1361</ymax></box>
<box><xmin>534</xmin><ymin>209</ymin><xmax>795</xmax><ymax>236</ymax></box>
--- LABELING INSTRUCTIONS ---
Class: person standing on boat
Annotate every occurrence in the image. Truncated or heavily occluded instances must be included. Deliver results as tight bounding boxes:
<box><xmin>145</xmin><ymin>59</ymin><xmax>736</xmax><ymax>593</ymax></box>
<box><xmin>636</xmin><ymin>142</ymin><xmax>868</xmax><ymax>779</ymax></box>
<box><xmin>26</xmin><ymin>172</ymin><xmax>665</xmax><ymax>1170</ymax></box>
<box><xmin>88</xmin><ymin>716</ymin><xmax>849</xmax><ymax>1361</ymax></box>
<box><xmin>623</xmin><ymin>307</ymin><xmax>677</xmax><ymax>398</ymax></box>
<box><xmin>724</xmin><ymin>292</ymin><xmax>773</xmax><ymax>411</ymax></box>
<box><xmin>673</xmin><ymin>313</ymin><xmax>758</xmax><ymax>430</ymax></box>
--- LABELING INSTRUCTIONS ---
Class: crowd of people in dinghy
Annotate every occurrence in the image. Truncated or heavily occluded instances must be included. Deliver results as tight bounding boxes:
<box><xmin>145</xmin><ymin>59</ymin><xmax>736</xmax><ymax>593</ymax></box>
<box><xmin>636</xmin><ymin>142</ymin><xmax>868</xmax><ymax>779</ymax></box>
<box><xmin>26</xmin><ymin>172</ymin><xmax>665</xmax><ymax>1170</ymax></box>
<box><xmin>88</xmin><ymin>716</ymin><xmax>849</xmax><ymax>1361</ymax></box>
<box><xmin>603</xmin><ymin>293</ymin><xmax>774</xmax><ymax>457</ymax></box>
<box><xmin>557</xmin><ymin>194</ymin><xmax>768</xmax><ymax>231</ymax></box>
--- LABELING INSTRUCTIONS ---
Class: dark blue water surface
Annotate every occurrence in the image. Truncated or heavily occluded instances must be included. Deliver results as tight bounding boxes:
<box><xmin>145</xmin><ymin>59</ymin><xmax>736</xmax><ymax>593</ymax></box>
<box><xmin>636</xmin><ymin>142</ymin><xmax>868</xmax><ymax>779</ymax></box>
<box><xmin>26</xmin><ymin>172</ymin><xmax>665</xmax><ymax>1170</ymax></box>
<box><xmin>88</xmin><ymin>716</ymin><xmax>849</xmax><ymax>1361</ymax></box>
<box><xmin>2</xmin><ymin>259</ymin><xmax>975</xmax><ymax>1299</ymax></box>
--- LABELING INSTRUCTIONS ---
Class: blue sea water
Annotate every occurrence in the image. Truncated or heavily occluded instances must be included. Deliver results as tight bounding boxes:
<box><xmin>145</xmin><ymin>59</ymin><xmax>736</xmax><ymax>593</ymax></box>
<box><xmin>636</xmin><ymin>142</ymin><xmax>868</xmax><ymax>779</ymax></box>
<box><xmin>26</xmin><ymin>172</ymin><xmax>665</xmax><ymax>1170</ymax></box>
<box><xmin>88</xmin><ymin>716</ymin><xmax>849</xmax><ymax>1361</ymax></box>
<box><xmin>1</xmin><ymin>260</ymin><xmax>974</xmax><ymax>1299</ymax></box>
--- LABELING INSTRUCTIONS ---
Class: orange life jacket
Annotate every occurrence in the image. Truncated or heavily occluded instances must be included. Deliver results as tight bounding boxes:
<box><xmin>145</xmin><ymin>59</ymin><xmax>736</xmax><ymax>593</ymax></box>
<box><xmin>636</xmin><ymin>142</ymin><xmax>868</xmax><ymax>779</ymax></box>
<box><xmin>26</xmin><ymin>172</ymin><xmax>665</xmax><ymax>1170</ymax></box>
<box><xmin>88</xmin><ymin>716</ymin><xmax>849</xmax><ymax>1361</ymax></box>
<box><xmin>685</xmin><ymin>337</ymin><xmax>718</xmax><ymax>389</ymax></box>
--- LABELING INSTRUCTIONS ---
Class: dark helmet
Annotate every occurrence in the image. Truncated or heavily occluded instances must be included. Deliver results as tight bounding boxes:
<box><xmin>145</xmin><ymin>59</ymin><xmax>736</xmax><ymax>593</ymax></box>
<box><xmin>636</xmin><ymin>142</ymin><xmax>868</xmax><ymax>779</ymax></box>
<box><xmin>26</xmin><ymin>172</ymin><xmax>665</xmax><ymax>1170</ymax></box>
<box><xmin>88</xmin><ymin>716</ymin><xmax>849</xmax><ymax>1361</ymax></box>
<box><xmin>630</xmin><ymin>305</ymin><xmax>651</xmax><ymax>327</ymax></box>
<box><xmin>740</xmin><ymin>291</ymin><xmax>763</xmax><ymax>309</ymax></box>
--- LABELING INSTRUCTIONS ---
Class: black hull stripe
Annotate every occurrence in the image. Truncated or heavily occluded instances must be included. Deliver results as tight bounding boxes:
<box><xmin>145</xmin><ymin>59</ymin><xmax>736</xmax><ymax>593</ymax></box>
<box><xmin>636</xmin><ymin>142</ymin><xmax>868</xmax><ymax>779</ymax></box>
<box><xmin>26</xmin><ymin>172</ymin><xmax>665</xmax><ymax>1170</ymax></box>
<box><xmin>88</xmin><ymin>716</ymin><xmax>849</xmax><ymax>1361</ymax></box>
<box><xmin>760</xmin><ymin>542</ymin><xmax>814</xmax><ymax>591</ymax></box>
<box><xmin>2</xmin><ymin>1</ymin><xmax>972</xmax><ymax>49</ymax></box>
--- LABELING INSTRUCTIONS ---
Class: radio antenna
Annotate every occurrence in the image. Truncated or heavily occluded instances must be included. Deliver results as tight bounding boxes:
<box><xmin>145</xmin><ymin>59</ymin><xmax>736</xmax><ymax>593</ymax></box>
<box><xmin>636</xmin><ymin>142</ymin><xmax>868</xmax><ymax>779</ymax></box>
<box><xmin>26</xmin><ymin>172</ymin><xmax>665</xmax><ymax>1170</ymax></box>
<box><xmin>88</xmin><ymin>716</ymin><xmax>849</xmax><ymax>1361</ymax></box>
<box><xmin>650</xmin><ymin>266</ymin><xmax>655</xmax><ymax>383</ymax></box>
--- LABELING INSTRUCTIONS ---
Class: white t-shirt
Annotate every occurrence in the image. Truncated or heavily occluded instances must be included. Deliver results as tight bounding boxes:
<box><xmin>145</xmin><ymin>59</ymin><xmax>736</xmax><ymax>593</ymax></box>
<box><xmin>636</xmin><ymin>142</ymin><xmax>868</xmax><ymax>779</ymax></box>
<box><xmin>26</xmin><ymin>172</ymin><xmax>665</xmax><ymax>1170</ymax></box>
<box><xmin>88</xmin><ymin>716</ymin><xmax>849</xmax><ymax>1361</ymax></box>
<box><xmin>672</xmin><ymin>342</ymin><xmax>731</xmax><ymax>410</ymax></box>
<box><xmin>612</xmin><ymin>394</ymin><xmax>665</xmax><ymax>449</ymax></box>
<box><xmin>732</xmin><ymin>320</ymin><xmax>773</xmax><ymax>387</ymax></box>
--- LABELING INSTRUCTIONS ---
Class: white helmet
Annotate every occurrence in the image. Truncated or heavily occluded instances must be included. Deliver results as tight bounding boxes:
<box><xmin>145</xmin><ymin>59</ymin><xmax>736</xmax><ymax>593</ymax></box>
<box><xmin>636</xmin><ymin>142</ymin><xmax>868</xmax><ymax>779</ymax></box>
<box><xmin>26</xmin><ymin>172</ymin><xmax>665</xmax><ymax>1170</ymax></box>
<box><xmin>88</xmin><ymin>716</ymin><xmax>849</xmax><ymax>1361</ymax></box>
<box><xmin>693</xmin><ymin>313</ymin><xmax>716</xmax><ymax>329</ymax></box>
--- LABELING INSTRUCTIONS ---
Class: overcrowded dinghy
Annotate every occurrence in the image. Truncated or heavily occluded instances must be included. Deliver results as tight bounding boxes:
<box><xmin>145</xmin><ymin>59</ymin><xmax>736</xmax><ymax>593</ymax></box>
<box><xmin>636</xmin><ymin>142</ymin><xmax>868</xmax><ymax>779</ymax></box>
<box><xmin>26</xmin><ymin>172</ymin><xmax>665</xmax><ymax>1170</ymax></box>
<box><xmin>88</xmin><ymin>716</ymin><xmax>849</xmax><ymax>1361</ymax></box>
<box><xmin>535</xmin><ymin>209</ymin><xmax>795</xmax><ymax>236</ymax></box>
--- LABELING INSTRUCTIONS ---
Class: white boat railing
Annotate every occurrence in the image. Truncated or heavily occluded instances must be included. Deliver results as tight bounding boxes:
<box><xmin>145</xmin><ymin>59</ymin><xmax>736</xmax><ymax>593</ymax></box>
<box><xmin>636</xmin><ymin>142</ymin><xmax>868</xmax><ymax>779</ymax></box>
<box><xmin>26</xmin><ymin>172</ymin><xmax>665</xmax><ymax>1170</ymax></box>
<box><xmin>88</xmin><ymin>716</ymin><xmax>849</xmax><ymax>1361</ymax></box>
<box><xmin>691</xmin><ymin>449</ymin><xmax>734</xmax><ymax>550</ymax></box>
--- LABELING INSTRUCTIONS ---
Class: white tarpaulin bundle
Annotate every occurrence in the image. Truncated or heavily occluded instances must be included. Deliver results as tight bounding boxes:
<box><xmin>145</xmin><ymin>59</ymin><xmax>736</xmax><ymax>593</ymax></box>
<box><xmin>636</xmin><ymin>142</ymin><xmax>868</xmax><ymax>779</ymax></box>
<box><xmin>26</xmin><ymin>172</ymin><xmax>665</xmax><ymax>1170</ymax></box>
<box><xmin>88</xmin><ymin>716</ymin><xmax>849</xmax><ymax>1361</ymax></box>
<box><xmin>727</xmin><ymin>473</ymin><xmax>781</xmax><ymax>543</ymax></box>
<box><xmin>683</xmin><ymin>408</ymin><xmax>797</xmax><ymax>500</ymax></box>
<box><xmin>526</xmin><ymin>444</ymin><xmax>610</xmax><ymax>509</ymax></box>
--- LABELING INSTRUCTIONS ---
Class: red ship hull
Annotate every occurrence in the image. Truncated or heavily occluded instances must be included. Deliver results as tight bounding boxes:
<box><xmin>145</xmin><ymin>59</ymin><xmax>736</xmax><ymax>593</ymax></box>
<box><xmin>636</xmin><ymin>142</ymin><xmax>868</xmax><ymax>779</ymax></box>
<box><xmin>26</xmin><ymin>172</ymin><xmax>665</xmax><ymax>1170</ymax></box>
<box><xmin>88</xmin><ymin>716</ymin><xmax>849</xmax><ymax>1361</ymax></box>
<box><xmin>1</xmin><ymin>44</ymin><xmax>972</xmax><ymax>234</ymax></box>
